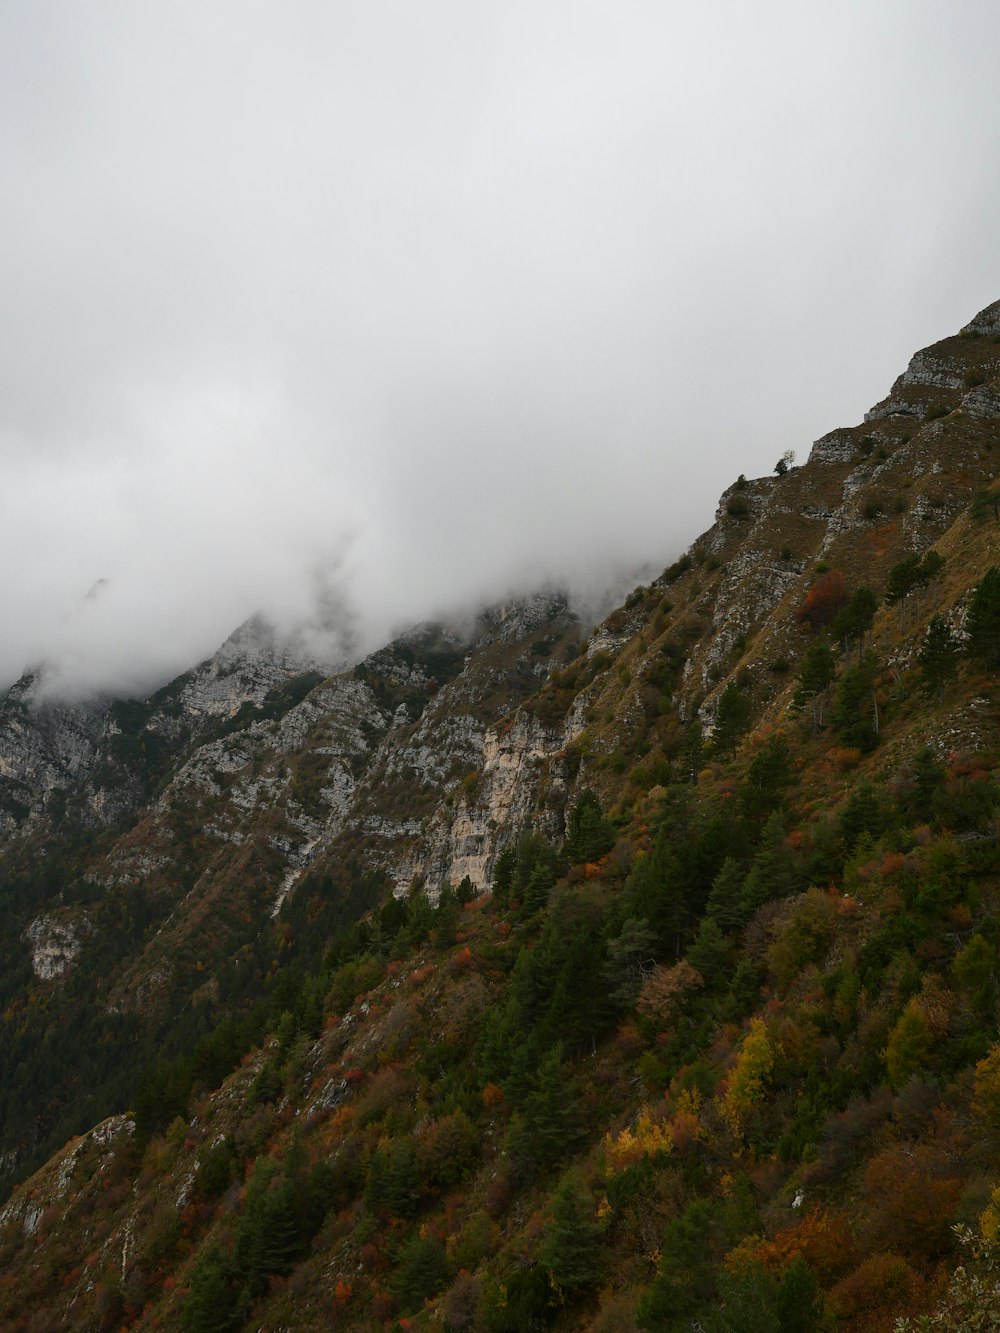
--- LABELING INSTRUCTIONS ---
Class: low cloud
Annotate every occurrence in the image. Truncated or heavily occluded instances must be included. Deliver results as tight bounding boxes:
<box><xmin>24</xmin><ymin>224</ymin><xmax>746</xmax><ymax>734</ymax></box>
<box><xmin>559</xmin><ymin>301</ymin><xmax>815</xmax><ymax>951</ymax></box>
<box><xmin>3</xmin><ymin>2</ymin><xmax>999</xmax><ymax>697</ymax></box>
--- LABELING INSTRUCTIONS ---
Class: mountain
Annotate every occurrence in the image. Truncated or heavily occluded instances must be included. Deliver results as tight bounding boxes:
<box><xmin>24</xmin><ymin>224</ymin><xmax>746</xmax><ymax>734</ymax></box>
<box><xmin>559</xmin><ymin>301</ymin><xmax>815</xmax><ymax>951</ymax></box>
<box><xmin>1</xmin><ymin>300</ymin><xmax>999</xmax><ymax>1330</ymax></box>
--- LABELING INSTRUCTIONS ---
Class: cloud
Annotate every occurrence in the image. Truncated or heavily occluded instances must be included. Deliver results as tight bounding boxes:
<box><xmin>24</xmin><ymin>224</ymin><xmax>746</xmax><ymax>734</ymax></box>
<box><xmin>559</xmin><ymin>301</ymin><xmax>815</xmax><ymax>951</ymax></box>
<box><xmin>2</xmin><ymin>1</ymin><xmax>999</xmax><ymax>695</ymax></box>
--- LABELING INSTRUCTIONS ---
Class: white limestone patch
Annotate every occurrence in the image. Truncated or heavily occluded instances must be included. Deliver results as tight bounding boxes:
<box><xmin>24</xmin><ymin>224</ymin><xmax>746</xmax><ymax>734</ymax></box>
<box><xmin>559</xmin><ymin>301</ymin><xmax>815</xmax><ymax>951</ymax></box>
<box><xmin>24</xmin><ymin>913</ymin><xmax>85</xmax><ymax>980</ymax></box>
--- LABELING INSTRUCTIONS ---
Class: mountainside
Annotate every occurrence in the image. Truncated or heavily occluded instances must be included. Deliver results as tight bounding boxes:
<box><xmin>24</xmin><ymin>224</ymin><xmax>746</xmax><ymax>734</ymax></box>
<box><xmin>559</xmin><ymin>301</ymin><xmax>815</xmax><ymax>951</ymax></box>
<box><xmin>2</xmin><ymin>300</ymin><xmax>1000</xmax><ymax>1331</ymax></box>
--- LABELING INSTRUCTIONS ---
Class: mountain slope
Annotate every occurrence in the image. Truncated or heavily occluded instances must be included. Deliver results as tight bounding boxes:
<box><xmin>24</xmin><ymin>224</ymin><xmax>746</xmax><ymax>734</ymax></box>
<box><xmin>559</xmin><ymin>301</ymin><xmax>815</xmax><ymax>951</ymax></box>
<box><xmin>1</xmin><ymin>300</ymin><xmax>999</xmax><ymax>1331</ymax></box>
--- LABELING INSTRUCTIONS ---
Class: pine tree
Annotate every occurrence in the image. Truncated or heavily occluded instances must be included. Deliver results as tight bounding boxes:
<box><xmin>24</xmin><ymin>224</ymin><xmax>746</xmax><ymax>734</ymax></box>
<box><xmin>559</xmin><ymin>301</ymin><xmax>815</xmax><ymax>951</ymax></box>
<box><xmin>832</xmin><ymin>654</ymin><xmax>879</xmax><ymax>751</ymax></box>
<box><xmin>918</xmin><ymin>613</ymin><xmax>959</xmax><ymax>702</ymax></box>
<box><xmin>792</xmin><ymin>639</ymin><xmax>835</xmax><ymax>730</ymax></box>
<box><xmin>564</xmin><ymin>789</ymin><xmax>614</xmax><ymax>864</ymax></box>
<box><xmin>491</xmin><ymin>846</ymin><xmax>517</xmax><ymax>910</ymax></box>
<box><xmin>603</xmin><ymin>917</ymin><xmax>657</xmax><ymax>1008</ymax></box>
<box><xmin>686</xmin><ymin>916</ymin><xmax>730</xmax><ymax>984</ymax></box>
<box><xmin>713</xmin><ymin>682</ymin><xmax>751</xmax><ymax>755</ymax></box>
<box><xmin>740</xmin><ymin>813</ymin><xmax>800</xmax><ymax>917</ymax></box>
<box><xmin>966</xmin><ymin>567</ymin><xmax>1000</xmax><ymax>670</ymax></box>
<box><xmin>704</xmin><ymin>856</ymin><xmax>747</xmax><ymax>932</ymax></box>
<box><xmin>541</xmin><ymin>1171</ymin><xmax>603</xmax><ymax>1294</ymax></box>
<box><xmin>832</xmin><ymin>585</ymin><xmax>877</xmax><ymax>659</ymax></box>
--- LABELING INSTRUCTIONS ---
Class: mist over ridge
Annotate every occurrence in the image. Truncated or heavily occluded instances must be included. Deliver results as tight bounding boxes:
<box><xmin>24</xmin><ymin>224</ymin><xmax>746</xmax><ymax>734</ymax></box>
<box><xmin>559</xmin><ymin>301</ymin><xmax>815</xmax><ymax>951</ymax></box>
<box><xmin>3</xmin><ymin>1</ymin><xmax>1000</xmax><ymax>696</ymax></box>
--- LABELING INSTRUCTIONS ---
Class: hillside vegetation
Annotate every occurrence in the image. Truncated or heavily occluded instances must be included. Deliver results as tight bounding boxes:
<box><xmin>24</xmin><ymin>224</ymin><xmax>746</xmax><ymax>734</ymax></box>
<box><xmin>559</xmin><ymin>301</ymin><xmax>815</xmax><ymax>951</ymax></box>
<box><xmin>2</xmin><ymin>300</ymin><xmax>1000</xmax><ymax>1330</ymax></box>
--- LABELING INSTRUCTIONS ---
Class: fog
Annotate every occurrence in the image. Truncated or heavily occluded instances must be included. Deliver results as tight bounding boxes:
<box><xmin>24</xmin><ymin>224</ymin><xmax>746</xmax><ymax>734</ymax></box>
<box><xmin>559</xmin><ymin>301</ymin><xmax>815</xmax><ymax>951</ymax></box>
<box><xmin>2</xmin><ymin>1</ymin><xmax>999</xmax><ymax>696</ymax></box>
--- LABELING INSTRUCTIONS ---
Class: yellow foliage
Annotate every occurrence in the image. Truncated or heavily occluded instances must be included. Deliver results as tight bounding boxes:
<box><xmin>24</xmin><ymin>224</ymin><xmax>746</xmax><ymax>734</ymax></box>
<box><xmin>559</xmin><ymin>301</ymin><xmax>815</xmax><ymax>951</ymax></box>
<box><xmin>980</xmin><ymin>1184</ymin><xmax>1000</xmax><ymax>1241</ymax></box>
<box><xmin>603</xmin><ymin>1105</ymin><xmax>674</xmax><ymax>1168</ymax></box>
<box><xmin>720</xmin><ymin>1017</ymin><xmax>774</xmax><ymax>1139</ymax></box>
<box><xmin>973</xmin><ymin>1044</ymin><xmax>1000</xmax><ymax>1130</ymax></box>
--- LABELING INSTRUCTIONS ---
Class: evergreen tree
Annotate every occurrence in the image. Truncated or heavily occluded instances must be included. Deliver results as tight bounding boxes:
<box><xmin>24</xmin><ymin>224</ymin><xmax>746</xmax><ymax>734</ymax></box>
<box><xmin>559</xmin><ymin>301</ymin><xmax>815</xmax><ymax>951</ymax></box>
<box><xmin>713</xmin><ymin>682</ymin><xmax>751</xmax><ymax>755</ymax></box>
<box><xmin>740</xmin><ymin>813</ymin><xmax>800</xmax><ymax>917</ymax></box>
<box><xmin>966</xmin><ymin>566</ymin><xmax>1000</xmax><ymax>670</ymax></box>
<box><xmin>832</xmin><ymin>654</ymin><xmax>879</xmax><ymax>751</ymax></box>
<box><xmin>564</xmin><ymin>788</ymin><xmax>615</xmax><ymax>864</ymax></box>
<box><xmin>541</xmin><ymin>1170</ymin><xmax>603</xmax><ymax>1294</ymax></box>
<box><xmin>918</xmin><ymin>613</ymin><xmax>960</xmax><ymax>702</ymax></box>
<box><xmin>390</xmin><ymin>1234</ymin><xmax>451</xmax><ymax>1314</ymax></box>
<box><xmin>832</xmin><ymin>585</ymin><xmax>877</xmax><ymax>659</ymax></box>
<box><xmin>522</xmin><ymin>860</ymin><xmax>556</xmax><ymax>916</ymax></box>
<box><xmin>686</xmin><ymin>916</ymin><xmax>730</xmax><ymax>984</ymax></box>
<box><xmin>740</xmin><ymin>734</ymin><xmax>793</xmax><ymax>823</ymax></box>
<box><xmin>886</xmin><ymin>554</ymin><xmax>923</xmax><ymax>630</ymax></box>
<box><xmin>434</xmin><ymin>881</ymin><xmax>460</xmax><ymax>947</ymax></box>
<box><xmin>603</xmin><ymin>917</ymin><xmax>657</xmax><ymax>1008</ymax></box>
<box><xmin>838</xmin><ymin>780</ymin><xmax>888</xmax><ymax>852</ymax></box>
<box><xmin>907</xmin><ymin>746</ymin><xmax>947</xmax><ymax>823</ymax></box>
<box><xmin>181</xmin><ymin>1247</ymin><xmax>242</xmax><ymax>1333</ymax></box>
<box><xmin>705</xmin><ymin>857</ymin><xmax>747</xmax><ymax>933</ymax></box>
<box><xmin>791</xmin><ymin>639</ymin><xmax>835</xmax><ymax>730</ymax></box>
<box><xmin>491</xmin><ymin>845</ymin><xmax>517</xmax><ymax>911</ymax></box>
<box><xmin>637</xmin><ymin>1198</ymin><xmax>717</xmax><ymax>1328</ymax></box>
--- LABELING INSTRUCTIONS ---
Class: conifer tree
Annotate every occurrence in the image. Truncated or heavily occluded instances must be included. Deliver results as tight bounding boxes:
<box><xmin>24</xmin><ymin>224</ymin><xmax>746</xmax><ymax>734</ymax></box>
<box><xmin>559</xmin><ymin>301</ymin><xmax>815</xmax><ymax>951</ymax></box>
<box><xmin>832</xmin><ymin>585</ymin><xmax>877</xmax><ymax>659</ymax></box>
<box><xmin>713</xmin><ymin>681</ymin><xmax>751</xmax><ymax>755</ymax></box>
<box><xmin>705</xmin><ymin>857</ymin><xmax>747</xmax><ymax>932</ymax></box>
<box><xmin>966</xmin><ymin>566</ymin><xmax>1000</xmax><ymax>670</ymax></box>
<box><xmin>792</xmin><ymin>639</ymin><xmax>835</xmax><ymax>730</ymax></box>
<box><xmin>541</xmin><ymin>1170</ymin><xmax>603</xmax><ymax>1294</ymax></box>
<box><xmin>564</xmin><ymin>788</ymin><xmax>614</xmax><ymax>864</ymax></box>
<box><xmin>832</xmin><ymin>654</ymin><xmax>879</xmax><ymax>751</ymax></box>
<box><xmin>741</xmin><ymin>813</ymin><xmax>800</xmax><ymax>917</ymax></box>
<box><xmin>686</xmin><ymin>916</ymin><xmax>730</xmax><ymax>984</ymax></box>
<box><xmin>918</xmin><ymin>613</ymin><xmax>960</xmax><ymax>702</ymax></box>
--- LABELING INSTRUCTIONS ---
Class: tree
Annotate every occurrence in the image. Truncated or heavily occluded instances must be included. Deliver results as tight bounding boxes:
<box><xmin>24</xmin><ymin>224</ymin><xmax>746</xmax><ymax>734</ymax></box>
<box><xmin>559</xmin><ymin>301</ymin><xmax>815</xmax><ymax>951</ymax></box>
<box><xmin>832</xmin><ymin>654</ymin><xmax>879</xmax><ymax>751</ymax></box>
<box><xmin>564</xmin><ymin>789</ymin><xmax>615</xmax><ymax>864</ymax></box>
<box><xmin>541</xmin><ymin>1170</ymin><xmax>603</xmax><ymax>1294</ymax></box>
<box><xmin>181</xmin><ymin>1247</ymin><xmax>241</xmax><ymax>1333</ymax></box>
<box><xmin>797</xmin><ymin>569</ymin><xmax>848</xmax><ymax>631</ymax></box>
<box><xmin>791</xmin><ymin>639</ymin><xmax>835</xmax><ymax>730</ymax></box>
<box><xmin>603</xmin><ymin>918</ymin><xmax>657</xmax><ymax>1008</ymax></box>
<box><xmin>774</xmin><ymin>450</ymin><xmax>795</xmax><ymax>477</ymax></box>
<box><xmin>884</xmin><ymin>1000</ymin><xmax>934</xmax><ymax>1090</ymax></box>
<box><xmin>741</xmin><ymin>734</ymin><xmax>793</xmax><ymax>823</ymax></box>
<box><xmin>705</xmin><ymin>857</ymin><xmax>747</xmax><ymax>932</ymax></box>
<box><xmin>906</xmin><ymin>746</ymin><xmax>946</xmax><ymax>822</ymax></box>
<box><xmin>391</xmin><ymin>1233</ymin><xmax>451</xmax><ymax>1314</ymax></box>
<box><xmin>491</xmin><ymin>846</ymin><xmax>516</xmax><ymax>909</ymax></box>
<box><xmin>918</xmin><ymin>614</ymin><xmax>960</xmax><ymax>702</ymax></box>
<box><xmin>720</xmin><ymin>1017</ymin><xmax>774</xmax><ymax>1140</ymax></box>
<box><xmin>740</xmin><ymin>812</ymin><xmax>801</xmax><ymax>917</ymax></box>
<box><xmin>713</xmin><ymin>682</ymin><xmax>751</xmax><ymax>755</ymax></box>
<box><xmin>970</xmin><ymin>484</ymin><xmax>1000</xmax><ymax>524</ymax></box>
<box><xmin>966</xmin><ymin>567</ymin><xmax>1000</xmax><ymax>670</ymax></box>
<box><xmin>832</xmin><ymin>586</ymin><xmax>877</xmax><ymax>659</ymax></box>
<box><xmin>686</xmin><ymin>916</ymin><xmax>731</xmax><ymax>984</ymax></box>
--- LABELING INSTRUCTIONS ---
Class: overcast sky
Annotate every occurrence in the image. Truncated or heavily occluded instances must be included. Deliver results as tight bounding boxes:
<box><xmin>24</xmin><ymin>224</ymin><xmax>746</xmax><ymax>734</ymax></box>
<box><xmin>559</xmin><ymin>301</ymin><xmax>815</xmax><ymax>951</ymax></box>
<box><xmin>2</xmin><ymin>1</ymin><xmax>999</xmax><ymax>697</ymax></box>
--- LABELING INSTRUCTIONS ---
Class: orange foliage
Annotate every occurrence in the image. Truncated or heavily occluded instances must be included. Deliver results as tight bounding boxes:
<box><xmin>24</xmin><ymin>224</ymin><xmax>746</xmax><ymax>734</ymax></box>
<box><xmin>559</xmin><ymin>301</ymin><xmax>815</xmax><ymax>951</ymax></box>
<box><xmin>828</xmin><ymin>1252</ymin><xmax>923</xmax><ymax>1325</ymax></box>
<box><xmin>333</xmin><ymin>1280</ymin><xmax>353</xmax><ymax>1306</ymax></box>
<box><xmin>636</xmin><ymin>960</ymin><xmax>704</xmax><ymax>1026</ymax></box>
<box><xmin>447</xmin><ymin>947</ymin><xmax>474</xmax><ymax>976</ymax></box>
<box><xmin>825</xmin><ymin>746</ymin><xmax>863</xmax><ymax>772</ymax></box>
<box><xmin>797</xmin><ymin>569</ymin><xmax>848</xmax><ymax>629</ymax></box>
<box><xmin>481</xmin><ymin>1082</ymin><xmax>504</xmax><ymax>1110</ymax></box>
<box><xmin>862</xmin><ymin>1142</ymin><xmax>961</xmax><ymax>1259</ymax></box>
<box><xmin>732</xmin><ymin>1206</ymin><xmax>853</xmax><ymax>1282</ymax></box>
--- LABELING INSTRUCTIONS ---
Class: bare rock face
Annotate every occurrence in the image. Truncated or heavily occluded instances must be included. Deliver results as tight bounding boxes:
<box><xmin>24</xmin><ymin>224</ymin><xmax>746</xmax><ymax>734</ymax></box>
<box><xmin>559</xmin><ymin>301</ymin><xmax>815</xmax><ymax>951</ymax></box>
<box><xmin>0</xmin><ymin>675</ymin><xmax>109</xmax><ymax>834</ymax></box>
<box><xmin>24</xmin><ymin>914</ymin><xmax>86</xmax><ymax>980</ymax></box>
